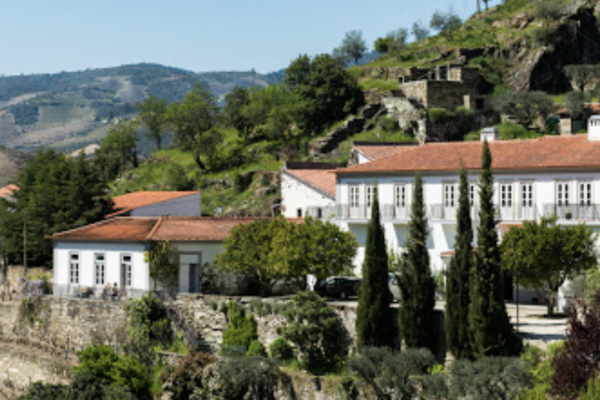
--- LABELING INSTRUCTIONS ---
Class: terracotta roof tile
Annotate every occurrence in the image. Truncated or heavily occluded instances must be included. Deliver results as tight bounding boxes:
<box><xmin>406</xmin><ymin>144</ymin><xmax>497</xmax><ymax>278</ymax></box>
<box><xmin>354</xmin><ymin>144</ymin><xmax>418</xmax><ymax>161</ymax></box>
<box><xmin>285</xmin><ymin>169</ymin><xmax>336</xmax><ymax>197</ymax></box>
<box><xmin>0</xmin><ymin>184</ymin><xmax>18</xmax><ymax>198</ymax></box>
<box><xmin>108</xmin><ymin>191</ymin><xmax>199</xmax><ymax>218</ymax></box>
<box><xmin>338</xmin><ymin>135</ymin><xmax>600</xmax><ymax>174</ymax></box>
<box><xmin>49</xmin><ymin>217</ymin><xmax>302</xmax><ymax>242</ymax></box>
<box><xmin>48</xmin><ymin>218</ymin><xmax>159</xmax><ymax>241</ymax></box>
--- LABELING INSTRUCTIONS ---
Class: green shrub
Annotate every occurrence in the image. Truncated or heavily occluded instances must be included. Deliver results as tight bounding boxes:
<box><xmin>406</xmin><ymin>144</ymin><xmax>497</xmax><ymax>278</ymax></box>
<box><xmin>164</xmin><ymin>164</ymin><xmax>192</xmax><ymax>190</ymax></box>
<box><xmin>216</xmin><ymin>357</ymin><xmax>280</xmax><ymax>400</ymax></box>
<box><xmin>222</xmin><ymin>301</ymin><xmax>258</xmax><ymax>355</ymax></box>
<box><xmin>428</xmin><ymin>108</ymin><xmax>454</xmax><ymax>124</ymax></box>
<box><xmin>269</xmin><ymin>338</ymin><xmax>293</xmax><ymax>361</ymax></box>
<box><xmin>377</xmin><ymin>115</ymin><xmax>398</xmax><ymax>132</ymax></box>
<box><xmin>581</xmin><ymin>376</ymin><xmax>600</xmax><ymax>400</ymax></box>
<box><xmin>247</xmin><ymin>340</ymin><xmax>267</xmax><ymax>357</ymax></box>
<box><xmin>278</xmin><ymin>291</ymin><xmax>346</xmax><ymax>374</ymax></box>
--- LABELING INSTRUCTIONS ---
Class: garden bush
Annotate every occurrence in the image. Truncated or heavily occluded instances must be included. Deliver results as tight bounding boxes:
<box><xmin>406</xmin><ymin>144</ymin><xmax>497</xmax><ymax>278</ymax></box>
<box><xmin>269</xmin><ymin>338</ymin><xmax>294</xmax><ymax>361</ymax></box>
<box><xmin>222</xmin><ymin>301</ymin><xmax>258</xmax><ymax>355</ymax></box>
<box><xmin>159</xmin><ymin>351</ymin><xmax>216</xmax><ymax>400</ymax></box>
<box><xmin>247</xmin><ymin>340</ymin><xmax>267</xmax><ymax>357</ymax></box>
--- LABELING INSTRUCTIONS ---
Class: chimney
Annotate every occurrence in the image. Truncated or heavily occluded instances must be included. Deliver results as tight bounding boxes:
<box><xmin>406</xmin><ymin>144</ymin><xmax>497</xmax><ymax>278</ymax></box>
<box><xmin>588</xmin><ymin>115</ymin><xmax>600</xmax><ymax>141</ymax></box>
<box><xmin>481</xmin><ymin>127</ymin><xmax>499</xmax><ymax>142</ymax></box>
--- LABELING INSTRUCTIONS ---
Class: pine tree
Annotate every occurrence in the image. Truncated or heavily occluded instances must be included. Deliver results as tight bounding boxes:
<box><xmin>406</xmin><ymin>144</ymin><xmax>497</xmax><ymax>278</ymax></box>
<box><xmin>445</xmin><ymin>164</ymin><xmax>474</xmax><ymax>359</ymax></box>
<box><xmin>356</xmin><ymin>191</ymin><xmax>395</xmax><ymax>349</ymax></box>
<box><xmin>468</xmin><ymin>141</ymin><xmax>515</xmax><ymax>357</ymax></box>
<box><xmin>398</xmin><ymin>172</ymin><xmax>436</xmax><ymax>350</ymax></box>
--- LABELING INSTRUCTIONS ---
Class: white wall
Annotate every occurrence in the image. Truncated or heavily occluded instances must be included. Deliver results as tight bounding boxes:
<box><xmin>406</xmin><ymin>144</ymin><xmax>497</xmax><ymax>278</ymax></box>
<box><xmin>131</xmin><ymin>193</ymin><xmax>201</xmax><ymax>217</ymax></box>
<box><xmin>53</xmin><ymin>241</ymin><xmax>149</xmax><ymax>296</ymax></box>
<box><xmin>281</xmin><ymin>172</ymin><xmax>335</xmax><ymax>219</ymax></box>
<box><xmin>173</xmin><ymin>242</ymin><xmax>224</xmax><ymax>293</ymax></box>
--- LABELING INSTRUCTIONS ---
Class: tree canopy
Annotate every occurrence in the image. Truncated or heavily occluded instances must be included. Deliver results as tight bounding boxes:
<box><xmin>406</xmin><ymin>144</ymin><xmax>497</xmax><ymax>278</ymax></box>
<box><xmin>137</xmin><ymin>95</ymin><xmax>168</xmax><ymax>151</ymax></box>
<box><xmin>337</xmin><ymin>30</ymin><xmax>368</xmax><ymax>65</ymax></box>
<box><xmin>95</xmin><ymin>121</ymin><xmax>139</xmax><ymax>180</ymax></box>
<box><xmin>430</xmin><ymin>10</ymin><xmax>462</xmax><ymax>39</ymax></box>
<box><xmin>491</xmin><ymin>91</ymin><xmax>553</xmax><ymax>129</ymax></box>
<box><xmin>502</xmin><ymin>217</ymin><xmax>597</xmax><ymax>316</ymax></box>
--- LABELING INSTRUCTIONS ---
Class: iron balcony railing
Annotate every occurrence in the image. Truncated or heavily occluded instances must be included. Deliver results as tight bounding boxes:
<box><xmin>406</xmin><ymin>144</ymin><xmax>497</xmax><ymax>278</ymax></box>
<box><xmin>542</xmin><ymin>204</ymin><xmax>600</xmax><ymax>222</ymax></box>
<box><xmin>337</xmin><ymin>204</ymin><xmax>412</xmax><ymax>221</ymax></box>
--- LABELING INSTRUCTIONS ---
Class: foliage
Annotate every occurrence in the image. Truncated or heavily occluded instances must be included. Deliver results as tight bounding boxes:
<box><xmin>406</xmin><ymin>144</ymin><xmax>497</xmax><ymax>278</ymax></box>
<box><xmin>222</xmin><ymin>301</ymin><xmax>258</xmax><ymax>355</ymax></box>
<box><xmin>223</xmin><ymin>86</ymin><xmax>253</xmax><ymax>140</ymax></box>
<box><xmin>216</xmin><ymin>217</ymin><xmax>357</xmax><ymax>296</ymax></box>
<box><xmin>580</xmin><ymin>376</ymin><xmax>600</xmax><ymax>400</ymax></box>
<box><xmin>337</xmin><ymin>30</ymin><xmax>368</xmax><ymax>65</ymax></box>
<box><xmin>357</xmin><ymin>192</ymin><xmax>395</xmax><ymax>350</ymax></box>
<box><xmin>269</xmin><ymin>338</ymin><xmax>294</xmax><ymax>361</ymax></box>
<box><xmin>216</xmin><ymin>356</ymin><xmax>280</xmax><ymax>400</ymax></box>
<box><xmin>374</xmin><ymin>29</ymin><xmax>408</xmax><ymax>55</ymax></box>
<box><xmin>532</xmin><ymin>0</ymin><xmax>565</xmax><ymax>23</ymax></box>
<box><xmin>0</xmin><ymin>149</ymin><xmax>112</xmax><ymax>266</ymax></box>
<box><xmin>469</xmin><ymin>141</ymin><xmax>518</xmax><ymax>357</ymax></box>
<box><xmin>446</xmin><ymin>166</ymin><xmax>474</xmax><ymax>359</ymax></box>
<box><xmin>137</xmin><ymin>95</ymin><xmax>168</xmax><ymax>151</ymax></box>
<box><xmin>285</xmin><ymin>53</ymin><xmax>364</xmax><ymax>133</ymax></box>
<box><xmin>159</xmin><ymin>351</ymin><xmax>216</xmax><ymax>400</ymax></box>
<box><xmin>17</xmin><ymin>278</ymin><xmax>49</xmax><ymax>329</ymax></box>
<box><xmin>398</xmin><ymin>172</ymin><xmax>436</xmax><ymax>350</ymax></box>
<box><xmin>491</xmin><ymin>91</ymin><xmax>553</xmax><ymax>129</ymax></box>
<box><xmin>278</xmin><ymin>291</ymin><xmax>346</xmax><ymax>374</ymax></box>
<box><xmin>430</xmin><ymin>10</ymin><xmax>462</xmax><ymax>39</ymax></box>
<box><xmin>168</xmin><ymin>83</ymin><xmax>221</xmax><ymax>170</ymax></box>
<box><xmin>95</xmin><ymin>121</ymin><xmax>139</xmax><ymax>180</ymax></box>
<box><xmin>247</xmin><ymin>339</ymin><xmax>267</xmax><ymax>357</ymax></box>
<box><xmin>564</xmin><ymin>65</ymin><xmax>600</xmax><ymax>92</ymax></box>
<box><xmin>125</xmin><ymin>295</ymin><xmax>174</xmax><ymax>367</ymax></box>
<box><xmin>74</xmin><ymin>345</ymin><xmax>151</xmax><ymax>400</ymax></box>
<box><xmin>565</xmin><ymin>90</ymin><xmax>593</xmax><ymax>119</ymax></box>
<box><xmin>147</xmin><ymin>240</ymin><xmax>180</xmax><ymax>294</ymax></box>
<box><xmin>348</xmin><ymin>346</ymin><xmax>435</xmax><ymax>400</ymax></box>
<box><xmin>164</xmin><ymin>164</ymin><xmax>193</xmax><ymax>191</ymax></box>
<box><xmin>502</xmin><ymin>217</ymin><xmax>597</xmax><ymax>316</ymax></box>
<box><xmin>422</xmin><ymin>356</ymin><xmax>533</xmax><ymax>400</ymax></box>
<box><xmin>550</xmin><ymin>294</ymin><xmax>600</xmax><ymax>399</ymax></box>
<box><xmin>412</xmin><ymin>22</ymin><xmax>430</xmax><ymax>41</ymax></box>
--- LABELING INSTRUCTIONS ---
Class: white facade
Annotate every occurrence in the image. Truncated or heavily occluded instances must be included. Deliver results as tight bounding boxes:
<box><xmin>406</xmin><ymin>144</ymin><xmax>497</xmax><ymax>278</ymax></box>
<box><xmin>53</xmin><ymin>240</ymin><xmax>224</xmax><ymax>297</ymax></box>
<box><xmin>281</xmin><ymin>172</ymin><xmax>335</xmax><ymax>219</ymax></box>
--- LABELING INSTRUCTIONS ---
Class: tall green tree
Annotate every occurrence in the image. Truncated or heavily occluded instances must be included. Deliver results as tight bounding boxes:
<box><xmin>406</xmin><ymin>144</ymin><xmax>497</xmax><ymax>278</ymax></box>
<box><xmin>469</xmin><ymin>141</ymin><xmax>515</xmax><ymax>357</ymax></box>
<box><xmin>285</xmin><ymin>54</ymin><xmax>364</xmax><ymax>133</ymax></box>
<box><xmin>0</xmin><ymin>149</ymin><xmax>112</xmax><ymax>266</ymax></box>
<box><xmin>398</xmin><ymin>172</ymin><xmax>436</xmax><ymax>350</ymax></box>
<box><xmin>356</xmin><ymin>192</ymin><xmax>395</xmax><ymax>349</ymax></box>
<box><xmin>445</xmin><ymin>165</ymin><xmax>474</xmax><ymax>359</ymax></box>
<box><xmin>337</xmin><ymin>30</ymin><xmax>368</xmax><ymax>65</ymax></box>
<box><xmin>502</xmin><ymin>217</ymin><xmax>597</xmax><ymax>316</ymax></box>
<box><xmin>96</xmin><ymin>121</ymin><xmax>139</xmax><ymax>180</ymax></box>
<box><xmin>137</xmin><ymin>95</ymin><xmax>168</xmax><ymax>150</ymax></box>
<box><xmin>169</xmin><ymin>84</ymin><xmax>222</xmax><ymax>171</ymax></box>
<box><xmin>223</xmin><ymin>86</ymin><xmax>253</xmax><ymax>141</ymax></box>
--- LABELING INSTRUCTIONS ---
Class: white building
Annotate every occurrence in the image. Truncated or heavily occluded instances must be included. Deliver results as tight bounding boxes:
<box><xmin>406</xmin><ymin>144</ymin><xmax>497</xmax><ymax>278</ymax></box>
<box><xmin>334</xmin><ymin>131</ymin><xmax>600</xmax><ymax>308</ymax></box>
<box><xmin>49</xmin><ymin>216</ymin><xmax>268</xmax><ymax>297</ymax></box>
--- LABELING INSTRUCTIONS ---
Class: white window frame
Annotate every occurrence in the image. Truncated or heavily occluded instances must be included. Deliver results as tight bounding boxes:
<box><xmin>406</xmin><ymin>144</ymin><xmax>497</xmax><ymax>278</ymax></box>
<box><xmin>69</xmin><ymin>252</ymin><xmax>80</xmax><ymax>285</ymax></box>
<box><xmin>521</xmin><ymin>183</ymin><xmax>533</xmax><ymax>208</ymax></box>
<box><xmin>500</xmin><ymin>183</ymin><xmax>513</xmax><ymax>208</ymax></box>
<box><xmin>366</xmin><ymin>185</ymin><xmax>377</xmax><ymax>209</ymax></box>
<box><xmin>444</xmin><ymin>184</ymin><xmax>456</xmax><ymax>208</ymax></box>
<box><xmin>349</xmin><ymin>186</ymin><xmax>360</xmax><ymax>209</ymax></box>
<box><xmin>579</xmin><ymin>181</ymin><xmax>592</xmax><ymax>206</ymax></box>
<box><xmin>94</xmin><ymin>253</ymin><xmax>105</xmax><ymax>286</ymax></box>
<box><xmin>469</xmin><ymin>183</ymin><xmax>477</xmax><ymax>207</ymax></box>
<box><xmin>121</xmin><ymin>254</ymin><xmax>133</xmax><ymax>288</ymax></box>
<box><xmin>394</xmin><ymin>184</ymin><xmax>407</xmax><ymax>208</ymax></box>
<box><xmin>557</xmin><ymin>182</ymin><xmax>571</xmax><ymax>206</ymax></box>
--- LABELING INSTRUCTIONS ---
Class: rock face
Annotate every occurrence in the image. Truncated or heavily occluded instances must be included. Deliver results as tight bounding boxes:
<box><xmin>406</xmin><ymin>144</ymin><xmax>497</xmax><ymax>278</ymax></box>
<box><xmin>506</xmin><ymin>4</ymin><xmax>600</xmax><ymax>93</ymax></box>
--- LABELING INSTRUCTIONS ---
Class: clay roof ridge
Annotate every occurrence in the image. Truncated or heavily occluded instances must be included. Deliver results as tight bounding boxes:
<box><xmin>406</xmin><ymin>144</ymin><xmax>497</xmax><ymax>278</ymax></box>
<box><xmin>146</xmin><ymin>216</ymin><xmax>165</xmax><ymax>241</ymax></box>
<box><xmin>47</xmin><ymin>216</ymin><xmax>157</xmax><ymax>239</ymax></box>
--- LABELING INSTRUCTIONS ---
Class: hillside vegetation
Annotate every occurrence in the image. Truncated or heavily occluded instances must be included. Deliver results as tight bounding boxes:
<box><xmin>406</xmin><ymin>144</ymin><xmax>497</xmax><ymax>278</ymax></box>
<box><xmin>0</xmin><ymin>64</ymin><xmax>280</xmax><ymax>153</ymax></box>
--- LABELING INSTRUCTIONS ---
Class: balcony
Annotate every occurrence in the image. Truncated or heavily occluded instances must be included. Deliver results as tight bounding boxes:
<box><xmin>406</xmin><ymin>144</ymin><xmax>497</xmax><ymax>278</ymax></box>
<box><xmin>337</xmin><ymin>204</ymin><xmax>410</xmax><ymax>221</ymax></box>
<box><xmin>542</xmin><ymin>204</ymin><xmax>600</xmax><ymax>222</ymax></box>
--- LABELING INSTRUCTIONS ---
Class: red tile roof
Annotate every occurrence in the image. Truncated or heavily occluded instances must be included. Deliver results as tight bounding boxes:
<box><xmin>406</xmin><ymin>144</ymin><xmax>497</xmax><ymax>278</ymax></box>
<box><xmin>354</xmin><ymin>144</ymin><xmax>418</xmax><ymax>161</ymax></box>
<box><xmin>338</xmin><ymin>135</ymin><xmax>600</xmax><ymax>174</ymax></box>
<box><xmin>108</xmin><ymin>191</ymin><xmax>199</xmax><ymax>218</ymax></box>
<box><xmin>0</xmin><ymin>184</ymin><xmax>18</xmax><ymax>198</ymax></box>
<box><xmin>48</xmin><ymin>217</ymin><xmax>300</xmax><ymax>242</ymax></box>
<box><xmin>285</xmin><ymin>169</ymin><xmax>336</xmax><ymax>198</ymax></box>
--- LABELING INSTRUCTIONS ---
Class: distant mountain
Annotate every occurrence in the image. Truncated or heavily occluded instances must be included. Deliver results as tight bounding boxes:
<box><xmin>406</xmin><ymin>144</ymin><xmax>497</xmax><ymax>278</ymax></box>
<box><xmin>0</xmin><ymin>63</ymin><xmax>282</xmax><ymax>153</ymax></box>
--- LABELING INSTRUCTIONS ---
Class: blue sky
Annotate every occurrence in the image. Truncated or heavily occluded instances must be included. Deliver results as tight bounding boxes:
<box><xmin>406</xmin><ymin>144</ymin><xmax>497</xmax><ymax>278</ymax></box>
<box><xmin>1</xmin><ymin>0</ymin><xmax>502</xmax><ymax>76</ymax></box>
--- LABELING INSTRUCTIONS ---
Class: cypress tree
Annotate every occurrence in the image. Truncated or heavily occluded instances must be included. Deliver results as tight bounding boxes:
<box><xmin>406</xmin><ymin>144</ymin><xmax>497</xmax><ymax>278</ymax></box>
<box><xmin>445</xmin><ymin>164</ymin><xmax>474</xmax><ymax>359</ymax></box>
<box><xmin>398</xmin><ymin>172</ymin><xmax>436</xmax><ymax>349</ymax></box>
<box><xmin>468</xmin><ymin>141</ymin><xmax>515</xmax><ymax>357</ymax></box>
<box><xmin>356</xmin><ymin>191</ymin><xmax>395</xmax><ymax>349</ymax></box>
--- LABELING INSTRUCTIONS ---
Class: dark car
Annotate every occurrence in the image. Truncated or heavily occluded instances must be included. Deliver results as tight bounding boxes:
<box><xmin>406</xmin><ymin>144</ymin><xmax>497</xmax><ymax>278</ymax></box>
<box><xmin>315</xmin><ymin>276</ymin><xmax>361</xmax><ymax>299</ymax></box>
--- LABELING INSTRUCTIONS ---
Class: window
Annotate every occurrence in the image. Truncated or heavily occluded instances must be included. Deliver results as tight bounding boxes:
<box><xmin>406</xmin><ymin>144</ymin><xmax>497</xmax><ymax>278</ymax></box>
<box><xmin>317</xmin><ymin>208</ymin><xmax>323</xmax><ymax>219</ymax></box>
<box><xmin>469</xmin><ymin>184</ymin><xmax>476</xmax><ymax>207</ymax></box>
<box><xmin>500</xmin><ymin>184</ymin><xmax>513</xmax><ymax>207</ymax></box>
<box><xmin>95</xmin><ymin>253</ymin><xmax>105</xmax><ymax>286</ymax></box>
<box><xmin>522</xmin><ymin>183</ymin><xmax>533</xmax><ymax>208</ymax></box>
<box><xmin>395</xmin><ymin>185</ymin><xmax>407</xmax><ymax>208</ymax></box>
<box><xmin>557</xmin><ymin>182</ymin><xmax>570</xmax><ymax>206</ymax></box>
<box><xmin>366</xmin><ymin>186</ymin><xmax>377</xmax><ymax>208</ymax></box>
<box><xmin>69</xmin><ymin>253</ymin><xmax>79</xmax><ymax>285</ymax></box>
<box><xmin>350</xmin><ymin>186</ymin><xmax>359</xmax><ymax>208</ymax></box>
<box><xmin>121</xmin><ymin>254</ymin><xmax>132</xmax><ymax>288</ymax></box>
<box><xmin>297</xmin><ymin>208</ymin><xmax>303</xmax><ymax>218</ymax></box>
<box><xmin>444</xmin><ymin>184</ymin><xmax>456</xmax><ymax>207</ymax></box>
<box><xmin>580</xmin><ymin>182</ymin><xmax>592</xmax><ymax>206</ymax></box>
